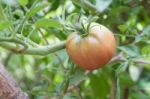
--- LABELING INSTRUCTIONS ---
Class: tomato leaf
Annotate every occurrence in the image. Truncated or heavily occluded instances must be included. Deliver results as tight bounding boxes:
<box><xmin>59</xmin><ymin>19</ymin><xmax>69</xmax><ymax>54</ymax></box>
<box><xmin>69</xmin><ymin>69</ymin><xmax>87</xmax><ymax>85</ymax></box>
<box><xmin>116</xmin><ymin>61</ymin><xmax>128</xmax><ymax>74</ymax></box>
<box><xmin>143</xmin><ymin>25</ymin><xmax>150</xmax><ymax>35</ymax></box>
<box><xmin>63</xmin><ymin>93</ymin><xmax>79</xmax><ymax>99</ymax></box>
<box><xmin>118</xmin><ymin>44</ymin><xmax>141</xmax><ymax>57</ymax></box>
<box><xmin>49</xmin><ymin>0</ymin><xmax>60</xmax><ymax>11</ymax></box>
<box><xmin>96</xmin><ymin>0</ymin><xmax>112</xmax><ymax>12</ymax></box>
<box><xmin>142</xmin><ymin>45</ymin><xmax>150</xmax><ymax>55</ymax></box>
<box><xmin>135</xmin><ymin>25</ymin><xmax>150</xmax><ymax>43</ymax></box>
<box><xmin>118</xmin><ymin>25</ymin><xmax>128</xmax><ymax>33</ymax></box>
<box><xmin>29</xmin><ymin>30</ymin><xmax>41</xmax><ymax>43</ymax></box>
<box><xmin>120</xmin><ymin>72</ymin><xmax>134</xmax><ymax>87</ymax></box>
<box><xmin>90</xmin><ymin>72</ymin><xmax>110</xmax><ymax>99</ymax></box>
<box><xmin>0</xmin><ymin>21</ymin><xmax>13</xmax><ymax>31</ymax></box>
<box><xmin>27</xmin><ymin>2</ymin><xmax>50</xmax><ymax>18</ymax></box>
<box><xmin>134</xmin><ymin>35</ymin><xmax>143</xmax><ymax>43</ymax></box>
<box><xmin>35</xmin><ymin>18</ymin><xmax>61</xmax><ymax>28</ymax></box>
<box><xmin>130</xmin><ymin>91</ymin><xmax>148</xmax><ymax>99</ymax></box>
<box><xmin>18</xmin><ymin>0</ymin><xmax>28</xmax><ymax>6</ymax></box>
<box><xmin>47</xmin><ymin>28</ymin><xmax>67</xmax><ymax>40</ymax></box>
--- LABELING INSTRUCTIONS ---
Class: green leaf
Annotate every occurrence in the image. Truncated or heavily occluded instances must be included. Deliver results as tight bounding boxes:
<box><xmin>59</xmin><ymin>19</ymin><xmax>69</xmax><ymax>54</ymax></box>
<box><xmin>143</xmin><ymin>25</ymin><xmax>150</xmax><ymax>35</ymax></box>
<box><xmin>118</xmin><ymin>25</ymin><xmax>127</xmax><ymax>33</ymax></box>
<box><xmin>90</xmin><ymin>72</ymin><xmax>110</xmax><ymax>99</ymax></box>
<box><xmin>116</xmin><ymin>61</ymin><xmax>128</xmax><ymax>74</ymax></box>
<box><xmin>27</xmin><ymin>2</ymin><xmax>50</xmax><ymax>18</ymax></box>
<box><xmin>35</xmin><ymin>18</ymin><xmax>61</xmax><ymax>28</ymax></box>
<box><xmin>13</xmin><ymin>9</ymin><xmax>24</xmax><ymax>17</ymax></box>
<box><xmin>141</xmin><ymin>45</ymin><xmax>150</xmax><ymax>55</ymax></box>
<box><xmin>18</xmin><ymin>0</ymin><xmax>28</xmax><ymax>6</ymax></box>
<box><xmin>96</xmin><ymin>0</ymin><xmax>112</xmax><ymax>12</ymax></box>
<box><xmin>135</xmin><ymin>25</ymin><xmax>150</xmax><ymax>43</ymax></box>
<box><xmin>48</xmin><ymin>29</ymin><xmax>67</xmax><ymax>40</ymax></box>
<box><xmin>69</xmin><ymin>69</ymin><xmax>87</xmax><ymax>85</ymax></box>
<box><xmin>63</xmin><ymin>93</ymin><xmax>79</xmax><ymax>99</ymax></box>
<box><xmin>31</xmin><ymin>85</ymin><xmax>48</xmax><ymax>95</ymax></box>
<box><xmin>30</xmin><ymin>30</ymin><xmax>41</xmax><ymax>43</ymax></box>
<box><xmin>130</xmin><ymin>91</ymin><xmax>148</xmax><ymax>99</ymax></box>
<box><xmin>49</xmin><ymin>0</ymin><xmax>60</xmax><ymax>11</ymax></box>
<box><xmin>134</xmin><ymin>35</ymin><xmax>143</xmax><ymax>43</ymax></box>
<box><xmin>0</xmin><ymin>21</ymin><xmax>13</xmax><ymax>31</ymax></box>
<box><xmin>118</xmin><ymin>44</ymin><xmax>140</xmax><ymax>57</ymax></box>
<box><xmin>120</xmin><ymin>72</ymin><xmax>134</xmax><ymax>87</ymax></box>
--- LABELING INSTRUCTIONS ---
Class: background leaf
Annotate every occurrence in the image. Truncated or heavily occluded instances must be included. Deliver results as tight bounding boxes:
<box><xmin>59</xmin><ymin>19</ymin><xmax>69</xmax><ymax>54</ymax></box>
<box><xmin>35</xmin><ymin>18</ymin><xmax>61</xmax><ymax>28</ymax></box>
<box><xmin>27</xmin><ymin>2</ymin><xmax>50</xmax><ymax>18</ymax></box>
<box><xmin>0</xmin><ymin>21</ymin><xmax>13</xmax><ymax>31</ymax></box>
<box><xmin>118</xmin><ymin>45</ymin><xmax>141</xmax><ymax>57</ymax></box>
<box><xmin>96</xmin><ymin>0</ymin><xmax>112</xmax><ymax>12</ymax></box>
<box><xmin>18</xmin><ymin>0</ymin><xmax>28</xmax><ymax>6</ymax></box>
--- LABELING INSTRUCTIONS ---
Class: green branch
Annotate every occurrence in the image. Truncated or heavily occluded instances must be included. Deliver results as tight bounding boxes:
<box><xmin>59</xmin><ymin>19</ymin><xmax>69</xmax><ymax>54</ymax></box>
<box><xmin>0</xmin><ymin>41</ymin><xmax>66</xmax><ymax>55</ymax></box>
<box><xmin>0</xmin><ymin>37</ymin><xmax>28</xmax><ymax>51</ymax></box>
<box><xmin>0</xmin><ymin>37</ymin><xmax>27</xmax><ymax>46</ymax></box>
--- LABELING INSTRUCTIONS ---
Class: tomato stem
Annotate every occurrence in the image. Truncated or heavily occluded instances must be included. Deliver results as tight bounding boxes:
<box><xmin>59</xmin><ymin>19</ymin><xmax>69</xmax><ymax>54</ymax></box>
<box><xmin>81</xmin><ymin>33</ymin><xmax>89</xmax><ymax>37</ymax></box>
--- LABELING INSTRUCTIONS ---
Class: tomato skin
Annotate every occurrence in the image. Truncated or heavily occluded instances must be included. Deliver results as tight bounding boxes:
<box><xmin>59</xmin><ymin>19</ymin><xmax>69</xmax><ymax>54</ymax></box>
<box><xmin>66</xmin><ymin>23</ymin><xmax>116</xmax><ymax>70</ymax></box>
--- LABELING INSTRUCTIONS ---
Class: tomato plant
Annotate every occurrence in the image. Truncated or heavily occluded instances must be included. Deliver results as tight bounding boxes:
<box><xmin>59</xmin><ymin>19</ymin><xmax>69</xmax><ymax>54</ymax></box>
<box><xmin>0</xmin><ymin>0</ymin><xmax>150</xmax><ymax>99</ymax></box>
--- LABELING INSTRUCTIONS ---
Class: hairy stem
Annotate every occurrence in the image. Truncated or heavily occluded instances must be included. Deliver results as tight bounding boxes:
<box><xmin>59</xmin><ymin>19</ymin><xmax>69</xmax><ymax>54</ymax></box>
<box><xmin>110</xmin><ymin>80</ymin><xmax>115</xmax><ymax>99</ymax></box>
<box><xmin>0</xmin><ymin>41</ymin><xmax>66</xmax><ymax>55</ymax></box>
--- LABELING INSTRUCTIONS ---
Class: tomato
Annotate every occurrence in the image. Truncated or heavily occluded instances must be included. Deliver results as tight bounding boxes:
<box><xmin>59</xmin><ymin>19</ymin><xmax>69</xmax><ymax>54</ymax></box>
<box><xmin>66</xmin><ymin>23</ymin><xmax>116</xmax><ymax>70</ymax></box>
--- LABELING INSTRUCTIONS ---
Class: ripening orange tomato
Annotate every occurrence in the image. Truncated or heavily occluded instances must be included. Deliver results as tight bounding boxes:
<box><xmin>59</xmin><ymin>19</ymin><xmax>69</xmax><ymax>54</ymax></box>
<box><xmin>66</xmin><ymin>23</ymin><xmax>116</xmax><ymax>70</ymax></box>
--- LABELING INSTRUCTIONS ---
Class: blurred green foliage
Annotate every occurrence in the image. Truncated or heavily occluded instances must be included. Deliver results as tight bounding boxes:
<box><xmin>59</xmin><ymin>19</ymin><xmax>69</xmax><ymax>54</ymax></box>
<box><xmin>0</xmin><ymin>0</ymin><xmax>150</xmax><ymax>99</ymax></box>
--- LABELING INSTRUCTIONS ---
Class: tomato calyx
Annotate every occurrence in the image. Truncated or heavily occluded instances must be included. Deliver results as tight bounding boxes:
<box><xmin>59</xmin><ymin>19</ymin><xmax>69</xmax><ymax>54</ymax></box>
<box><xmin>73</xmin><ymin>13</ymin><xmax>97</xmax><ymax>38</ymax></box>
<box><xmin>74</xmin><ymin>22</ymin><xmax>91</xmax><ymax>38</ymax></box>
<box><xmin>60</xmin><ymin>11</ymin><xmax>99</xmax><ymax>38</ymax></box>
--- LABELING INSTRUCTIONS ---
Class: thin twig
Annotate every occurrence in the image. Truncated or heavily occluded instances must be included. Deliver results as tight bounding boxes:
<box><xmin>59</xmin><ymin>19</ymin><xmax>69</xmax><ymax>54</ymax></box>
<box><xmin>123</xmin><ymin>87</ymin><xmax>129</xmax><ymax>99</ymax></box>
<box><xmin>38</xmin><ymin>29</ymin><xmax>49</xmax><ymax>45</ymax></box>
<box><xmin>110</xmin><ymin>80</ymin><xmax>115</xmax><ymax>99</ymax></box>
<box><xmin>116</xmin><ymin>76</ymin><xmax>120</xmax><ymax>99</ymax></box>
<box><xmin>3</xmin><ymin>52</ymin><xmax>12</xmax><ymax>66</ymax></box>
<box><xmin>76</xmin><ymin>85</ymin><xmax>83</xmax><ymax>99</ymax></box>
<box><xmin>54</xmin><ymin>53</ymin><xmax>66</xmax><ymax>69</ymax></box>
<box><xmin>109</xmin><ymin>52</ymin><xmax>126</xmax><ymax>64</ymax></box>
<box><xmin>133</xmin><ymin>59</ymin><xmax>150</xmax><ymax>64</ymax></box>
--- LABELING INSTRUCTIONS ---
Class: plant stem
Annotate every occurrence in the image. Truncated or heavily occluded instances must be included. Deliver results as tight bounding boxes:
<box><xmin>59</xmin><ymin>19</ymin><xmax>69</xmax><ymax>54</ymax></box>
<box><xmin>111</xmin><ymin>69</ymin><xmax>121</xmax><ymax>99</ymax></box>
<box><xmin>76</xmin><ymin>85</ymin><xmax>83</xmax><ymax>99</ymax></box>
<box><xmin>55</xmin><ymin>53</ymin><xmax>66</xmax><ymax>69</ymax></box>
<box><xmin>110</xmin><ymin>80</ymin><xmax>115</xmax><ymax>99</ymax></box>
<box><xmin>3</xmin><ymin>52</ymin><xmax>13</xmax><ymax>66</ymax></box>
<box><xmin>0</xmin><ymin>1</ymin><xmax>16</xmax><ymax>37</ymax></box>
<box><xmin>123</xmin><ymin>87</ymin><xmax>129</xmax><ymax>99</ymax></box>
<box><xmin>116</xmin><ymin>75</ymin><xmax>120</xmax><ymax>99</ymax></box>
<box><xmin>0</xmin><ymin>37</ymin><xmax>28</xmax><ymax>50</ymax></box>
<box><xmin>16</xmin><ymin>34</ymin><xmax>39</xmax><ymax>47</ymax></box>
<box><xmin>16</xmin><ymin>0</ymin><xmax>39</xmax><ymax>36</ymax></box>
<box><xmin>0</xmin><ymin>41</ymin><xmax>66</xmax><ymax>55</ymax></box>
